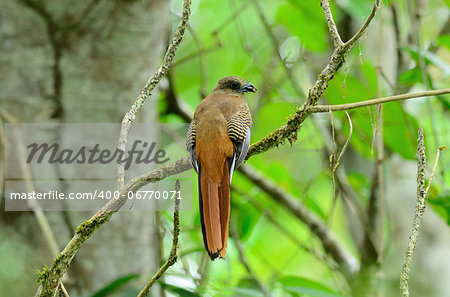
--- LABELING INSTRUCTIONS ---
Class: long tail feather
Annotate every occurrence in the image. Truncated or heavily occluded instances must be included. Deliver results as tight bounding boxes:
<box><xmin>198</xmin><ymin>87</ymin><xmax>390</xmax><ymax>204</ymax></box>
<box><xmin>199</xmin><ymin>160</ymin><xmax>231</xmax><ymax>260</ymax></box>
<box><xmin>219</xmin><ymin>160</ymin><xmax>230</xmax><ymax>258</ymax></box>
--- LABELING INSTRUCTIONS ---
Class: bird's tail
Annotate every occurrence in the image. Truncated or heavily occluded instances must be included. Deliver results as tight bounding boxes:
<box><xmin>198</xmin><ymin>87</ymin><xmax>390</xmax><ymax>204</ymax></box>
<box><xmin>199</xmin><ymin>160</ymin><xmax>230</xmax><ymax>260</ymax></box>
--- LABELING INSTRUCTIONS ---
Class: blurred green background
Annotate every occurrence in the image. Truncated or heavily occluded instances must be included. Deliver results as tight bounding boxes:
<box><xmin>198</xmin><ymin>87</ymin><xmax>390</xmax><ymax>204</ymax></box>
<box><xmin>1</xmin><ymin>0</ymin><xmax>449</xmax><ymax>296</ymax></box>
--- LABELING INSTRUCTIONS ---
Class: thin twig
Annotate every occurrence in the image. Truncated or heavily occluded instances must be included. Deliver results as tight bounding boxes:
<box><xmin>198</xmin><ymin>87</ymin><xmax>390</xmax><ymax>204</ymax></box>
<box><xmin>321</xmin><ymin>0</ymin><xmax>344</xmax><ymax>47</ymax></box>
<box><xmin>307</xmin><ymin>89</ymin><xmax>450</xmax><ymax>113</ymax></box>
<box><xmin>335</xmin><ymin>111</ymin><xmax>353</xmax><ymax>172</ymax></box>
<box><xmin>328</xmin><ymin>109</ymin><xmax>338</xmax><ymax>226</ymax></box>
<box><xmin>117</xmin><ymin>0</ymin><xmax>192</xmax><ymax>188</ymax></box>
<box><xmin>344</xmin><ymin>0</ymin><xmax>381</xmax><ymax>49</ymax></box>
<box><xmin>138</xmin><ymin>181</ymin><xmax>181</xmax><ymax>297</ymax></box>
<box><xmin>59</xmin><ymin>283</ymin><xmax>70</xmax><ymax>297</ymax></box>
<box><xmin>400</xmin><ymin>128</ymin><xmax>427</xmax><ymax>297</ymax></box>
<box><xmin>374</xmin><ymin>28</ymin><xmax>385</xmax><ymax>262</ymax></box>
<box><xmin>172</xmin><ymin>44</ymin><xmax>222</xmax><ymax>67</ymax></box>
<box><xmin>399</xmin><ymin>130</ymin><xmax>445</xmax><ymax>296</ymax></box>
<box><xmin>328</xmin><ymin>111</ymin><xmax>353</xmax><ymax>225</ymax></box>
<box><xmin>212</xmin><ymin>0</ymin><xmax>251</xmax><ymax>36</ymax></box>
<box><xmin>425</xmin><ymin>146</ymin><xmax>447</xmax><ymax>195</ymax></box>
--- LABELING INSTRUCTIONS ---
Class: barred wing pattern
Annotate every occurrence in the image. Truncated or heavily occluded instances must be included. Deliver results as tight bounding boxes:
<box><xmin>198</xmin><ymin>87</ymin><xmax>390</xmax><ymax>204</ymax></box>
<box><xmin>186</xmin><ymin>121</ymin><xmax>198</xmax><ymax>173</ymax></box>
<box><xmin>227</xmin><ymin>106</ymin><xmax>252</xmax><ymax>177</ymax></box>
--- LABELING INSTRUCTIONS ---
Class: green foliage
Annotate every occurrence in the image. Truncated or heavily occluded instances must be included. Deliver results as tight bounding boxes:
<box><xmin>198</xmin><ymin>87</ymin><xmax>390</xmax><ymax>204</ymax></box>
<box><xmin>160</xmin><ymin>282</ymin><xmax>201</xmax><ymax>297</ymax></box>
<box><xmin>233</xmin><ymin>198</ymin><xmax>262</xmax><ymax>240</ymax></box>
<box><xmin>36</xmin><ymin>265</ymin><xmax>50</xmax><ymax>285</ymax></box>
<box><xmin>278</xmin><ymin>276</ymin><xmax>350</xmax><ymax>297</ymax></box>
<box><xmin>428</xmin><ymin>188</ymin><xmax>450</xmax><ymax>225</ymax></box>
<box><xmin>401</xmin><ymin>45</ymin><xmax>450</xmax><ymax>77</ymax></box>
<box><xmin>89</xmin><ymin>274</ymin><xmax>140</xmax><ymax>297</ymax></box>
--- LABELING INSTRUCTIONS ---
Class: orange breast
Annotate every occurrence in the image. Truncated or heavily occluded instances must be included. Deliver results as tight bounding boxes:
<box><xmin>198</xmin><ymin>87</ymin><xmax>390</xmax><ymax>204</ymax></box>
<box><xmin>195</xmin><ymin>111</ymin><xmax>234</xmax><ymax>183</ymax></box>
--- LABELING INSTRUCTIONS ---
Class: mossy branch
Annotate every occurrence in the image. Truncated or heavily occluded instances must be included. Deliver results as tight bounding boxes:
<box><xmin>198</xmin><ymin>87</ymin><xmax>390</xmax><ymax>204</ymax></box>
<box><xmin>117</xmin><ymin>0</ymin><xmax>192</xmax><ymax>188</ymax></box>
<box><xmin>307</xmin><ymin>89</ymin><xmax>450</xmax><ymax>113</ymax></box>
<box><xmin>400</xmin><ymin>131</ymin><xmax>445</xmax><ymax>297</ymax></box>
<box><xmin>137</xmin><ymin>181</ymin><xmax>181</xmax><ymax>297</ymax></box>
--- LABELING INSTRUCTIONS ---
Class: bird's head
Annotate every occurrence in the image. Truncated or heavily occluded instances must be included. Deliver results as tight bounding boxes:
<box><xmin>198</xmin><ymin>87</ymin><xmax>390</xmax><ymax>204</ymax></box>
<box><xmin>212</xmin><ymin>76</ymin><xmax>257</xmax><ymax>95</ymax></box>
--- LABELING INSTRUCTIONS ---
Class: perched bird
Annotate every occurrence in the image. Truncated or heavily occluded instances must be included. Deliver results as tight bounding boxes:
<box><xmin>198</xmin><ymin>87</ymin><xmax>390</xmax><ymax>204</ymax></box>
<box><xmin>186</xmin><ymin>76</ymin><xmax>256</xmax><ymax>260</ymax></box>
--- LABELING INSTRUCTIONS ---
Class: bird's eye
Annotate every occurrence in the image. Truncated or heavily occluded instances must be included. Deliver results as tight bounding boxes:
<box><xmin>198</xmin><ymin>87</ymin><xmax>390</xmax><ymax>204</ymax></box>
<box><xmin>230</xmin><ymin>81</ymin><xmax>240</xmax><ymax>90</ymax></box>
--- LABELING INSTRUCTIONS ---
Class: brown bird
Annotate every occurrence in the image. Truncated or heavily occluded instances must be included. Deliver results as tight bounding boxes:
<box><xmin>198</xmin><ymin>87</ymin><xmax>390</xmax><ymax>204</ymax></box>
<box><xmin>186</xmin><ymin>76</ymin><xmax>256</xmax><ymax>260</ymax></box>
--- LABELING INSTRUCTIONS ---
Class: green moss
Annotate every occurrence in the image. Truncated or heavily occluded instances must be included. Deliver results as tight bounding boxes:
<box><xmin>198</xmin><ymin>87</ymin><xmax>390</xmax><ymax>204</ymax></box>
<box><xmin>36</xmin><ymin>265</ymin><xmax>55</xmax><ymax>296</ymax></box>
<box><xmin>75</xmin><ymin>214</ymin><xmax>111</xmax><ymax>238</ymax></box>
<box><xmin>36</xmin><ymin>265</ymin><xmax>49</xmax><ymax>284</ymax></box>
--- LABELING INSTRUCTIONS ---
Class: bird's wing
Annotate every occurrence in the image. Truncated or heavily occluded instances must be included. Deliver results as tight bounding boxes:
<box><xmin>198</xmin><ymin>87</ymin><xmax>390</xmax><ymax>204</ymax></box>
<box><xmin>227</xmin><ymin>106</ymin><xmax>252</xmax><ymax>179</ymax></box>
<box><xmin>186</xmin><ymin>120</ymin><xmax>199</xmax><ymax>173</ymax></box>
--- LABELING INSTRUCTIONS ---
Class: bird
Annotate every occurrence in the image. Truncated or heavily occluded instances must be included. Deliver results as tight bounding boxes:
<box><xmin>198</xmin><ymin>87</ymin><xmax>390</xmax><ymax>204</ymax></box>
<box><xmin>186</xmin><ymin>76</ymin><xmax>256</xmax><ymax>260</ymax></box>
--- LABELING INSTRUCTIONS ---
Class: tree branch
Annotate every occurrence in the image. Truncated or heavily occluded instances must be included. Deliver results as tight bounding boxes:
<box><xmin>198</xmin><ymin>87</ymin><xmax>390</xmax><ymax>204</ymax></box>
<box><xmin>117</xmin><ymin>0</ymin><xmax>192</xmax><ymax>187</ymax></box>
<box><xmin>344</xmin><ymin>0</ymin><xmax>381</xmax><ymax>49</ymax></box>
<box><xmin>307</xmin><ymin>89</ymin><xmax>450</xmax><ymax>113</ymax></box>
<box><xmin>138</xmin><ymin>181</ymin><xmax>181</xmax><ymax>297</ymax></box>
<box><xmin>400</xmin><ymin>135</ymin><xmax>446</xmax><ymax>297</ymax></box>
<box><xmin>321</xmin><ymin>0</ymin><xmax>343</xmax><ymax>47</ymax></box>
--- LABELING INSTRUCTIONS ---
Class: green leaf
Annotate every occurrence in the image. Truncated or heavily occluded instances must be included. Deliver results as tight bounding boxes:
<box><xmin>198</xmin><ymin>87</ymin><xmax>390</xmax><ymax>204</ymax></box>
<box><xmin>253</xmin><ymin>102</ymin><xmax>296</xmax><ymax>141</ymax></box>
<box><xmin>233</xmin><ymin>199</ymin><xmax>262</xmax><ymax>239</ymax></box>
<box><xmin>89</xmin><ymin>274</ymin><xmax>139</xmax><ymax>297</ymax></box>
<box><xmin>382</xmin><ymin>102</ymin><xmax>418</xmax><ymax>160</ymax></box>
<box><xmin>278</xmin><ymin>276</ymin><xmax>349</xmax><ymax>297</ymax></box>
<box><xmin>160</xmin><ymin>282</ymin><xmax>201</xmax><ymax>297</ymax></box>
<box><xmin>304</xmin><ymin>196</ymin><xmax>326</xmax><ymax>220</ymax></box>
<box><xmin>325</xmin><ymin>64</ymin><xmax>377</xmax><ymax>105</ymax></box>
<box><xmin>436</xmin><ymin>34</ymin><xmax>450</xmax><ymax>49</ymax></box>
<box><xmin>400</xmin><ymin>45</ymin><xmax>450</xmax><ymax>77</ymax></box>
<box><xmin>232</xmin><ymin>287</ymin><xmax>265</xmax><ymax>297</ymax></box>
<box><xmin>347</xmin><ymin>172</ymin><xmax>370</xmax><ymax>202</ymax></box>
<box><xmin>428</xmin><ymin>189</ymin><xmax>450</xmax><ymax>225</ymax></box>
<box><xmin>336</xmin><ymin>0</ymin><xmax>373</xmax><ymax>19</ymax></box>
<box><xmin>398</xmin><ymin>68</ymin><xmax>422</xmax><ymax>86</ymax></box>
<box><xmin>232</xmin><ymin>278</ymin><xmax>265</xmax><ymax>297</ymax></box>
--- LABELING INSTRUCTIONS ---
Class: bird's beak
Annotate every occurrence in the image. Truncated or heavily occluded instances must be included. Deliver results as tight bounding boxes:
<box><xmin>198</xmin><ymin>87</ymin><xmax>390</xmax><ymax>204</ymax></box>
<box><xmin>239</xmin><ymin>82</ymin><xmax>257</xmax><ymax>93</ymax></box>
